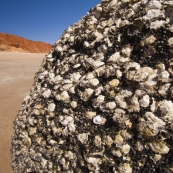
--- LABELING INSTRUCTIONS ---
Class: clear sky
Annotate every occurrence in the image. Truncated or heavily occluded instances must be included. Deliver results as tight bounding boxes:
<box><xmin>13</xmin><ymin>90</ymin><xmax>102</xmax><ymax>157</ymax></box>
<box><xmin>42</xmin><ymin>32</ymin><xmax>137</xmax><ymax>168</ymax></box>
<box><xmin>0</xmin><ymin>0</ymin><xmax>101</xmax><ymax>44</ymax></box>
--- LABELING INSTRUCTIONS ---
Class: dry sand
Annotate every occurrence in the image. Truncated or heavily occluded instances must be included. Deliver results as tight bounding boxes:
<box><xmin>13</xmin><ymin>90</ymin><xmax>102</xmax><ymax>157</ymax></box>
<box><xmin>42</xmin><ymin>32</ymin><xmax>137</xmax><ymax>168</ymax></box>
<box><xmin>0</xmin><ymin>52</ymin><xmax>45</xmax><ymax>173</ymax></box>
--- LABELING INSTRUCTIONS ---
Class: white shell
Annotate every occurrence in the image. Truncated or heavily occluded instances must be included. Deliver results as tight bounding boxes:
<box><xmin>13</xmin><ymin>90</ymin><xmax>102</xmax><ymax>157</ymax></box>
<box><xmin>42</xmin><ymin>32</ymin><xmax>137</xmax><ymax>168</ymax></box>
<box><xmin>89</xmin><ymin>78</ymin><xmax>99</xmax><ymax>86</ymax></box>
<box><xmin>33</xmin><ymin>109</ymin><xmax>40</xmax><ymax>115</ymax></box>
<box><xmin>109</xmin><ymin>79</ymin><xmax>119</xmax><ymax>87</ymax></box>
<box><xmin>86</xmin><ymin>73</ymin><xmax>95</xmax><ymax>80</ymax></box>
<box><xmin>94</xmin><ymin>6</ymin><xmax>102</xmax><ymax>19</ymax></box>
<box><xmin>82</xmin><ymin>88</ymin><xmax>94</xmax><ymax>101</ymax></box>
<box><xmin>60</xmin><ymin>116</ymin><xmax>73</xmax><ymax>126</ymax></box>
<box><xmin>71</xmin><ymin>72</ymin><xmax>81</xmax><ymax>82</ymax></box>
<box><xmin>121</xmin><ymin>144</ymin><xmax>131</xmax><ymax>155</ymax></box>
<box><xmin>121</xmin><ymin>45</ymin><xmax>132</xmax><ymax>57</ymax></box>
<box><xmin>158</xmin><ymin>83</ymin><xmax>171</xmax><ymax>96</ymax></box>
<box><xmin>150</xmin><ymin>20</ymin><xmax>166</xmax><ymax>30</ymax></box>
<box><xmin>114</xmin><ymin>133</ymin><xmax>124</xmax><ymax>147</ymax></box>
<box><xmin>87</xmin><ymin>157</ymin><xmax>101</xmax><ymax>171</ymax></box>
<box><xmin>115</xmin><ymin>95</ymin><xmax>127</xmax><ymax>109</ymax></box>
<box><xmin>143</xmin><ymin>9</ymin><xmax>164</xmax><ymax>21</ymax></box>
<box><xmin>91</xmin><ymin>60</ymin><xmax>105</xmax><ymax>69</ymax></box>
<box><xmin>141</xmin><ymin>35</ymin><xmax>156</xmax><ymax>46</ymax></box>
<box><xmin>150</xmin><ymin>97</ymin><xmax>156</xmax><ymax>112</ymax></box>
<box><xmin>48</xmin><ymin>103</ymin><xmax>56</xmax><ymax>112</ymax></box>
<box><xmin>49</xmin><ymin>72</ymin><xmax>55</xmax><ymax>79</ymax></box>
<box><xmin>83</xmin><ymin>41</ymin><xmax>90</xmax><ymax>48</ymax></box>
<box><xmin>144</xmin><ymin>70</ymin><xmax>158</xmax><ymax>87</ymax></box>
<box><xmin>158</xmin><ymin>100</ymin><xmax>173</xmax><ymax>121</ymax></box>
<box><xmin>108</xmin><ymin>0</ymin><xmax>118</xmax><ymax>10</ymax></box>
<box><xmin>93</xmin><ymin>115</ymin><xmax>103</xmax><ymax>125</ymax></box>
<box><xmin>94</xmin><ymin>135</ymin><xmax>102</xmax><ymax>148</ymax></box>
<box><xmin>118</xmin><ymin>163</ymin><xmax>132</xmax><ymax>173</ymax></box>
<box><xmin>139</xmin><ymin>95</ymin><xmax>150</xmax><ymax>107</ymax></box>
<box><xmin>77</xmin><ymin>133</ymin><xmax>88</xmax><ymax>144</ymax></box>
<box><xmin>70</xmin><ymin>101</ymin><xmax>77</xmax><ymax>108</ymax></box>
<box><xmin>54</xmin><ymin>75</ymin><xmax>63</xmax><ymax>83</ymax></box>
<box><xmin>107</xmin><ymin>52</ymin><xmax>121</xmax><ymax>62</ymax></box>
<box><xmin>96</xmin><ymin>95</ymin><xmax>105</xmax><ymax>102</ymax></box>
<box><xmin>56</xmin><ymin>91</ymin><xmax>70</xmax><ymax>102</ymax></box>
<box><xmin>43</xmin><ymin>89</ymin><xmax>51</xmax><ymax>98</ymax></box>
<box><xmin>105</xmin><ymin>135</ymin><xmax>113</xmax><ymax>147</ymax></box>
<box><xmin>55</xmin><ymin>44</ymin><xmax>63</xmax><ymax>52</ymax></box>
<box><xmin>63</xmin><ymin>84</ymin><xmax>73</xmax><ymax>90</ymax></box>
<box><xmin>159</xmin><ymin>71</ymin><xmax>170</xmax><ymax>82</ymax></box>
<box><xmin>134</xmin><ymin>67</ymin><xmax>153</xmax><ymax>82</ymax></box>
<box><xmin>86</xmin><ymin>111</ymin><xmax>96</xmax><ymax>119</ymax></box>
<box><xmin>168</xmin><ymin>37</ymin><xmax>173</xmax><ymax>48</ymax></box>
<box><xmin>106</xmin><ymin>102</ymin><xmax>116</xmax><ymax>110</ymax></box>
<box><xmin>147</xmin><ymin>0</ymin><xmax>162</xmax><ymax>9</ymax></box>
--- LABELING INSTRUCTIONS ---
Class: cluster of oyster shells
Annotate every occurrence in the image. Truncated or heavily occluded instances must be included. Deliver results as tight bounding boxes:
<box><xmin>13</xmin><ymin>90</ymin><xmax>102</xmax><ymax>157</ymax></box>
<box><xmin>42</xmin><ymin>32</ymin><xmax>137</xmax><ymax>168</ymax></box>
<box><xmin>11</xmin><ymin>0</ymin><xmax>173</xmax><ymax>172</ymax></box>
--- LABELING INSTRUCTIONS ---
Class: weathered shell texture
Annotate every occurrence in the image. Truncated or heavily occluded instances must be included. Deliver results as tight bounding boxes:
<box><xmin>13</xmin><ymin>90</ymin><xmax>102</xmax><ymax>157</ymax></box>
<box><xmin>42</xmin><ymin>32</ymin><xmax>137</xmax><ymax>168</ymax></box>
<box><xmin>11</xmin><ymin>0</ymin><xmax>173</xmax><ymax>172</ymax></box>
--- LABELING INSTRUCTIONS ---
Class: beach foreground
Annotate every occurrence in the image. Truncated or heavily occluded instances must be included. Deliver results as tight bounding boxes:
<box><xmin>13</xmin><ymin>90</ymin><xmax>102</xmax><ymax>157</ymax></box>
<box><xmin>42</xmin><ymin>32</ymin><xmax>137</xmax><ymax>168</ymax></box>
<box><xmin>0</xmin><ymin>52</ymin><xmax>44</xmax><ymax>173</ymax></box>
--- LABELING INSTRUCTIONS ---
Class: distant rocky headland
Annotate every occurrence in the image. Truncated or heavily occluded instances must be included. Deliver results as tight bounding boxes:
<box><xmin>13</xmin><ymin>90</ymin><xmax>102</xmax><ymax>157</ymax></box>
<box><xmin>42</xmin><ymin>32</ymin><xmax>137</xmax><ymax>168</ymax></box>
<box><xmin>0</xmin><ymin>32</ymin><xmax>52</xmax><ymax>53</ymax></box>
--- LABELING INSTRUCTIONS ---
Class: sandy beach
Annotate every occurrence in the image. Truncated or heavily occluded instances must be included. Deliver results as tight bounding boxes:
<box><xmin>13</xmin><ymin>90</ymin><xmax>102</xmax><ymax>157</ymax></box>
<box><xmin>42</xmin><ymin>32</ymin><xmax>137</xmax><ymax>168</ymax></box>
<box><xmin>0</xmin><ymin>52</ymin><xmax>45</xmax><ymax>173</ymax></box>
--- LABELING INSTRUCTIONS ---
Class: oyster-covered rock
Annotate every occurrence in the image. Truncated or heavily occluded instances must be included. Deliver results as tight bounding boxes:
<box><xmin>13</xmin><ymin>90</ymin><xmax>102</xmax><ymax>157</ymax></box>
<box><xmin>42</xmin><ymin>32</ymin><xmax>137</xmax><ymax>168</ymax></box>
<box><xmin>11</xmin><ymin>0</ymin><xmax>173</xmax><ymax>172</ymax></box>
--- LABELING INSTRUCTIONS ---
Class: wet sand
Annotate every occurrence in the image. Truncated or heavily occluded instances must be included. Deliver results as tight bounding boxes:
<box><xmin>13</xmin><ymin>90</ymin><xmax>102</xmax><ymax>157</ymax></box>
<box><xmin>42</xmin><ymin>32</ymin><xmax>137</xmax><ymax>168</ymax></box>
<box><xmin>0</xmin><ymin>52</ymin><xmax>44</xmax><ymax>173</ymax></box>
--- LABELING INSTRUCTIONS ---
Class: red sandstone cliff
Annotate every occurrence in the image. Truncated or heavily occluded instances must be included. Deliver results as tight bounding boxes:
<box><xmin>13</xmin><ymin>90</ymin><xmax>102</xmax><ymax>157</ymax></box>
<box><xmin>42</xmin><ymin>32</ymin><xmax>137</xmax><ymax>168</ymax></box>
<box><xmin>0</xmin><ymin>32</ymin><xmax>52</xmax><ymax>53</ymax></box>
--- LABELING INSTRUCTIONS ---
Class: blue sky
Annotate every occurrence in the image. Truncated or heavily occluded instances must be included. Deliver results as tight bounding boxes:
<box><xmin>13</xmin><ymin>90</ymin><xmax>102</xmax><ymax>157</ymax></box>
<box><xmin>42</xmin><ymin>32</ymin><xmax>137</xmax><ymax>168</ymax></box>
<box><xmin>0</xmin><ymin>0</ymin><xmax>101</xmax><ymax>44</ymax></box>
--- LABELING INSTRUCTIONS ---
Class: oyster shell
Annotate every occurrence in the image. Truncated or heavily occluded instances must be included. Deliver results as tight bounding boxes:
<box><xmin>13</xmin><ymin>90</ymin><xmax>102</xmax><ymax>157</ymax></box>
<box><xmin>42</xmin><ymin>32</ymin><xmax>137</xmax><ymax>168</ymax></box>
<box><xmin>48</xmin><ymin>103</ymin><xmax>56</xmax><ymax>112</ymax></box>
<box><xmin>43</xmin><ymin>89</ymin><xmax>51</xmax><ymax>98</ymax></box>
<box><xmin>137</xmin><ymin>112</ymin><xmax>165</xmax><ymax>137</ymax></box>
<box><xmin>93</xmin><ymin>115</ymin><xmax>106</xmax><ymax>125</ymax></box>
<box><xmin>108</xmin><ymin>79</ymin><xmax>120</xmax><ymax>87</ymax></box>
<box><xmin>117</xmin><ymin>163</ymin><xmax>132</xmax><ymax>173</ymax></box>
<box><xmin>149</xmin><ymin>141</ymin><xmax>170</xmax><ymax>154</ymax></box>
<box><xmin>82</xmin><ymin>88</ymin><xmax>94</xmax><ymax>101</ymax></box>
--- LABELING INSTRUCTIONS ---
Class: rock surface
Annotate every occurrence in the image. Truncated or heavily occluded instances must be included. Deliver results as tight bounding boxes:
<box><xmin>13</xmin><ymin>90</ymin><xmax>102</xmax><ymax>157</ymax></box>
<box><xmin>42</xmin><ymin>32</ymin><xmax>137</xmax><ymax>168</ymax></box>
<box><xmin>0</xmin><ymin>32</ymin><xmax>52</xmax><ymax>53</ymax></box>
<box><xmin>11</xmin><ymin>0</ymin><xmax>173</xmax><ymax>172</ymax></box>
